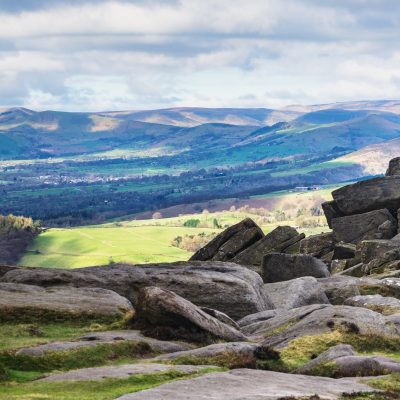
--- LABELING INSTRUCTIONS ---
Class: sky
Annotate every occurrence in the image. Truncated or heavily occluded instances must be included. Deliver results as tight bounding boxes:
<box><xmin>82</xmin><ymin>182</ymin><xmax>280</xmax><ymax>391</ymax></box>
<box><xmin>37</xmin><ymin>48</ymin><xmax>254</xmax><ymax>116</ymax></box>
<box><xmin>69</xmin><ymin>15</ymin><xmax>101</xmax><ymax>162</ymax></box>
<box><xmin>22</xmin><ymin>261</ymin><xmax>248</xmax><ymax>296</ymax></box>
<box><xmin>0</xmin><ymin>0</ymin><xmax>400</xmax><ymax>111</ymax></box>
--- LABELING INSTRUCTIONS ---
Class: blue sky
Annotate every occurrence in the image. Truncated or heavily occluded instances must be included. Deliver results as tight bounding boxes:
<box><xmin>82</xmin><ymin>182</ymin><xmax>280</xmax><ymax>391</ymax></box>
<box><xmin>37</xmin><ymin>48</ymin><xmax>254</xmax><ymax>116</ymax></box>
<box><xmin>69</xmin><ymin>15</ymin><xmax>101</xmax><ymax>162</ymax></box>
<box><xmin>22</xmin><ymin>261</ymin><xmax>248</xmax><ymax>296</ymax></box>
<box><xmin>0</xmin><ymin>0</ymin><xmax>399</xmax><ymax>111</ymax></box>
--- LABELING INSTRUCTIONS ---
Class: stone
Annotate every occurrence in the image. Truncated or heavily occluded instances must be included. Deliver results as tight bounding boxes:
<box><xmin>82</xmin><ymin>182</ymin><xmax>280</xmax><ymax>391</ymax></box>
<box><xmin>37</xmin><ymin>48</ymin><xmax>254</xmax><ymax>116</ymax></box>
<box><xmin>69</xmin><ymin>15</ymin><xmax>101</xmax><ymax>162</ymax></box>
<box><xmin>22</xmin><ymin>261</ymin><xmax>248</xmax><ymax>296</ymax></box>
<box><xmin>232</xmin><ymin>226</ymin><xmax>304</xmax><ymax>273</ymax></box>
<box><xmin>261</xmin><ymin>305</ymin><xmax>398</xmax><ymax>349</ymax></box>
<box><xmin>344</xmin><ymin>294</ymin><xmax>400</xmax><ymax>315</ymax></box>
<box><xmin>262</xmin><ymin>253</ymin><xmax>330</xmax><ymax>283</ymax></box>
<box><xmin>200</xmin><ymin>307</ymin><xmax>239</xmax><ymax>329</ymax></box>
<box><xmin>190</xmin><ymin>218</ymin><xmax>263</xmax><ymax>261</ymax></box>
<box><xmin>264</xmin><ymin>276</ymin><xmax>330</xmax><ymax>310</ymax></box>
<box><xmin>42</xmin><ymin>363</ymin><xmax>213</xmax><ymax>382</ymax></box>
<box><xmin>298</xmin><ymin>344</ymin><xmax>400</xmax><ymax>377</ymax></box>
<box><xmin>0</xmin><ymin>282</ymin><xmax>134</xmax><ymax>323</ymax></box>
<box><xmin>0</xmin><ymin>265</ymin><xmax>19</xmax><ymax>277</ymax></box>
<box><xmin>331</xmin><ymin>209</ymin><xmax>397</xmax><ymax>244</ymax></box>
<box><xmin>338</xmin><ymin>263</ymin><xmax>364</xmax><ymax>278</ymax></box>
<box><xmin>332</xmin><ymin>243</ymin><xmax>356</xmax><ymax>260</ymax></box>
<box><xmin>362</xmin><ymin>250</ymin><xmax>400</xmax><ymax>276</ymax></box>
<box><xmin>211</xmin><ymin>227</ymin><xmax>264</xmax><ymax>262</ymax></box>
<box><xmin>115</xmin><ymin>369</ymin><xmax>377</xmax><ymax>400</ymax></box>
<box><xmin>299</xmin><ymin>232</ymin><xmax>334</xmax><ymax>258</ymax></box>
<box><xmin>236</xmin><ymin>310</ymin><xmax>278</xmax><ymax>328</ymax></box>
<box><xmin>361</xmin><ymin>239</ymin><xmax>400</xmax><ymax>263</ymax></box>
<box><xmin>386</xmin><ymin>156</ymin><xmax>400</xmax><ymax>176</ymax></box>
<box><xmin>155</xmin><ymin>342</ymin><xmax>264</xmax><ymax>362</ymax></box>
<box><xmin>322</xmin><ymin>200</ymin><xmax>343</xmax><ymax>228</ymax></box>
<box><xmin>17</xmin><ymin>330</ymin><xmax>192</xmax><ymax>357</ymax></box>
<box><xmin>135</xmin><ymin>286</ymin><xmax>246</xmax><ymax>342</ymax></box>
<box><xmin>318</xmin><ymin>276</ymin><xmax>360</xmax><ymax>305</ymax></box>
<box><xmin>332</xmin><ymin>176</ymin><xmax>400</xmax><ymax>215</ymax></box>
<box><xmin>1</xmin><ymin>261</ymin><xmax>273</xmax><ymax>320</ymax></box>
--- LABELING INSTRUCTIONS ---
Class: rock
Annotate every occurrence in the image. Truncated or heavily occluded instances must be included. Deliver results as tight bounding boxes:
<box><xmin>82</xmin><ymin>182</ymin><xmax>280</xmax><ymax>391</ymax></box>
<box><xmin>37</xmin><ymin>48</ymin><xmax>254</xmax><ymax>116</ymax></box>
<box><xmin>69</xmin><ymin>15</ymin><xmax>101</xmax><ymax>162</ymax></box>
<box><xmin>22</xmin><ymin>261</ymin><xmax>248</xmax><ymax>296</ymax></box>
<box><xmin>318</xmin><ymin>276</ymin><xmax>360</xmax><ymax>305</ymax></box>
<box><xmin>200</xmin><ymin>307</ymin><xmax>239</xmax><ymax>329</ymax></box>
<box><xmin>241</xmin><ymin>304</ymin><xmax>328</xmax><ymax>337</ymax></box>
<box><xmin>299</xmin><ymin>232</ymin><xmax>334</xmax><ymax>258</ymax></box>
<box><xmin>344</xmin><ymin>294</ymin><xmax>400</xmax><ymax>315</ymax></box>
<box><xmin>261</xmin><ymin>305</ymin><xmax>398</xmax><ymax>349</ymax></box>
<box><xmin>331</xmin><ymin>209</ymin><xmax>397</xmax><ymax>244</ymax></box>
<box><xmin>0</xmin><ymin>282</ymin><xmax>134</xmax><ymax>323</ymax></box>
<box><xmin>232</xmin><ymin>226</ymin><xmax>304</xmax><ymax>273</ymax></box>
<box><xmin>322</xmin><ymin>200</ymin><xmax>343</xmax><ymax>228</ymax></box>
<box><xmin>362</xmin><ymin>249</ymin><xmax>400</xmax><ymax>276</ymax></box>
<box><xmin>0</xmin><ymin>265</ymin><xmax>19</xmax><ymax>277</ymax></box>
<box><xmin>155</xmin><ymin>342</ymin><xmax>264</xmax><ymax>362</ymax></box>
<box><xmin>190</xmin><ymin>218</ymin><xmax>263</xmax><ymax>261</ymax></box>
<box><xmin>237</xmin><ymin>310</ymin><xmax>278</xmax><ymax>328</ymax></box>
<box><xmin>135</xmin><ymin>287</ymin><xmax>246</xmax><ymax>342</ymax></box>
<box><xmin>386</xmin><ymin>156</ymin><xmax>400</xmax><ymax>176</ymax></box>
<box><xmin>18</xmin><ymin>330</ymin><xmax>191</xmax><ymax>357</ymax></box>
<box><xmin>332</xmin><ymin>176</ymin><xmax>400</xmax><ymax>215</ymax></box>
<box><xmin>338</xmin><ymin>263</ymin><xmax>364</xmax><ymax>278</ymax></box>
<box><xmin>42</xmin><ymin>363</ymin><xmax>213</xmax><ymax>382</ymax></box>
<box><xmin>115</xmin><ymin>369</ymin><xmax>377</xmax><ymax>400</ymax></box>
<box><xmin>264</xmin><ymin>277</ymin><xmax>330</xmax><ymax>309</ymax></box>
<box><xmin>298</xmin><ymin>344</ymin><xmax>400</xmax><ymax>377</ymax></box>
<box><xmin>211</xmin><ymin>227</ymin><xmax>264</xmax><ymax>262</ymax></box>
<box><xmin>387</xmin><ymin>313</ymin><xmax>400</xmax><ymax>333</ymax></box>
<box><xmin>1</xmin><ymin>261</ymin><xmax>273</xmax><ymax>320</ymax></box>
<box><xmin>361</xmin><ymin>239</ymin><xmax>400</xmax><ymax>263</ymax></box>
<box><xmin>262</xmin><ymin>253</ymin><xmax>330</xmax><ymax>283</ymax></box>
<box><xmin>333</xmin><ymin>243</ymin><xmax>356</xmax><ymax>260</ymax></box>
<box><xmin>330</xmin><ymin>259</ymin><xmax>348</xmax><ymax>274</ymax></box>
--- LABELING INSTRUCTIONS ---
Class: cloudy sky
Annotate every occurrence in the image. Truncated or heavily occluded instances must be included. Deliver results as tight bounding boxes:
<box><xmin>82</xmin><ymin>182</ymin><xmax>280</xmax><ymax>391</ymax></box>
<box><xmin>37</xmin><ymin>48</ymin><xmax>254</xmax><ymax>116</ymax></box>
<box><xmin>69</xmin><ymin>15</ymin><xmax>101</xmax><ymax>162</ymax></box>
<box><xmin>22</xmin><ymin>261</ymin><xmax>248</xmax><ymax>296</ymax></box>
<box><xmin>0</xmin><ymin>0</ymin><xmax>399</xmax><ymax>111</ymax></box>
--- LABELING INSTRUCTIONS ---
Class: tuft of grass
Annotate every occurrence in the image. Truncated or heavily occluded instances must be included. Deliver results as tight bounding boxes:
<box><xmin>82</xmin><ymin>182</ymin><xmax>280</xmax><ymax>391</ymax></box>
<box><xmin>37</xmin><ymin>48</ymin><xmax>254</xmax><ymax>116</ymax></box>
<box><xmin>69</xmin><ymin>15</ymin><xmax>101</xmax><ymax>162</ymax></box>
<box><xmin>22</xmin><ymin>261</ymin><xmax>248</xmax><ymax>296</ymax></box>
<box><xmin>0</xmin><ymin>369</ymin><xmax>215</xmax><ymax>400</ymax></box>
<box><xmin>359</xmin><ymin>284</ymin><xmax>399</xmax><ymax>299</ymax></box>
<box><xmin>366</xmin><ymin>374</ymin><xmax>400</xmax><ymax>393</ymax></box>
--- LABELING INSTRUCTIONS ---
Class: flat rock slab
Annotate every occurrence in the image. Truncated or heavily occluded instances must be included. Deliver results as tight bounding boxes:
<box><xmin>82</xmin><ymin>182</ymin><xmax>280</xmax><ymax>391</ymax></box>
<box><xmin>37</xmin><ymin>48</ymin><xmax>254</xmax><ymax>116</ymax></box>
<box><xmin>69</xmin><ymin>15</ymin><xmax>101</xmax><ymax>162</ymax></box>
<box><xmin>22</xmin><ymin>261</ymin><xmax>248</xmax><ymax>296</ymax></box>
<box><xmin>42</xmin><ymin>363</ymin><xmax>213</xmax><ymax>381</ymax></box>
<box><xmin>0</xmin><ymin>282</ymin><xmax>134</xmax><ymax>323</ymax></box>
<box><xmin>17</xmin><ymin>330</ymin><xmax>192</xmax><ymax>357</ymax></box>
<box><xmin>344</xmin><ymin>294</ymin><xmax>400</xmax><ymax>315</ymax></box>
<box><xmin>116</xmin><ymin>369</ymin><xmax>377</xmax><ymax>400</ymax></box>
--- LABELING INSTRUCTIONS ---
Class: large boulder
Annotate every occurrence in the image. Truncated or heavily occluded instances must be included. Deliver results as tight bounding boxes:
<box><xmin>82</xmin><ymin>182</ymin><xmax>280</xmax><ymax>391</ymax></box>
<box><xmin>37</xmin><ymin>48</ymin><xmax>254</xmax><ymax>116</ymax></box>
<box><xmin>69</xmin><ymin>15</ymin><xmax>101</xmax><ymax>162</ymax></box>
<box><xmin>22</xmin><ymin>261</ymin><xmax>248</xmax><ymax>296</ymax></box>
<box><xmin>190</xmin><ymin>218</ymin><xmax>263</xmax><ymax>261</ymax></box>
<box><xmin>115</xmin><ymin>369</ymin><xmax>377</xmax><ymax>400</ymax></box>
<box><xmin>262</xmin><ymin>253</ymin><xmax>330</xmax><ymax>283</ymax></box>
<box><xmin>299</xmin><ymin>232</ymin><xmax>334</xmax><ymax>258</ymax></box>
<box><xmin>135</xmin><ymin>286</ymin><xmax>246</xmax><ymax>342</ymax></box>
<box><xmin>0</xmin><ymin>282</ymin><xmax>134</xmax><ymax>323</ymax></box>
<box><xmin>331</xmin><ymin>176</ymin><xmax>400</xmax><ymax>216</ymax></box>
<box><xmin>344</xmin><ymin>294</ymin><xmax>400</xmax><ymax>315</ymax></box>
<box><xmin>318</xmin><ymin>276</ymin><xmax>360</xmax><ymax>305</ymax></box>
<box><xmin>331</xmin><ymin>209</ymin><xmax>397</xmax><ymax>244</ymax></box>
<box><xmin>386</xmin><ymin>156</ymin><xmax>400</xmax><ymax>176</ymax></box>
<box><xmin>237</xmin><ymin>310</ymin><xmax>278</xmax><ymax>328</ymax></box>
<box><xmin>322</xmin><ymin>200</ymin><xmax>344</xmax><ymax>228</ymax></box>
<box><xmin>232</xmin><ymin>226</ymin><xmax>304</xmax><ymax>272</ymax></box>
<box><xmin>360</xmin><ymin>239</ymin><xmax>400</xmax><ymax>263</ymax></box>
<box><xmin>264</xmin><ymin>276</ymin><xmax>330</xmax><ymax>309</ymax></box>
<box><xmin>1</xmin><ymin>261</ymin><xmax>273</xmax><ymax>320</ymax></box>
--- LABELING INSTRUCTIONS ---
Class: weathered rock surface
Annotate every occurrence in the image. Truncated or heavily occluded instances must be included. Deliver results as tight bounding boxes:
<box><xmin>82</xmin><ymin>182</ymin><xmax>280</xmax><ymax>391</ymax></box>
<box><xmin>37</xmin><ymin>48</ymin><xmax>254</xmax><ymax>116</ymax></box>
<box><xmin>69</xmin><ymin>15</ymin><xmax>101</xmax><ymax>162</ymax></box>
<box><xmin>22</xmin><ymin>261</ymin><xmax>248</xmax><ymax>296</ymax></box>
<box><xmin>298</xmin><ymin>344</ymin><xmax>400</xmax><ymax>377</ymax></box>
<box><xmin>135</xmin><ymin>287</ymin><xmax>245</xmax><ymax>342</ymax></box>
<box><xmin>190</xmin><ymin>218</ymin><xmax>263</xmax><ymax>261</ymax></box>
<box><xmin>361</xmin><ymin>239</ymin><xmax>400</xmax><ymax>263</ymax></box>
<box><xmin>333</xmin><ymin>242</ymin><xmax>356</xmax><ymax>260</ymax></box>
<box><xmin>18</xmin><ymin>330</ymin><xmax>192</xmax><ymax>357</ymax></box>
<box><xmin>299</xmin><ymin>232</ymin><xmax>334</xmax><ymax>258</ymax></box>
<box><xmin>237</xmin><ymin>310</ymin><xmax>278</xmax><ymax>328</ymax></box>
<box><xmin>0</xmin><ymin>265</ymin><xmax>19</xmax><ymax>277</ymax></box>
<box><xmin>261</xmin><ymin>305</ymin><xmax>398</xmax><ymax>349</ymax></box>
<box><xmin>322</xmin><ymin>200</ymin><xmax>343</xmax><ymax>228</ymax></box>
<box><xmin>155</xmin><ymin>342</ymin><xmax>263</xmax><ymax>362</ymax></box>
<box><xmin>338</xmin><ymin>263</ymin><xmax>364</xmax><ymax>278</ymax></box>
<box><xmin>42</xmin><ymin>363</ymin><xmax>213</xmax><ymax>382</ymax></box>
<box><xmin>331</xmin><ymin>209</ymin><xmax>397</xmax><ymax>244</ymax></box>
<box><xmin>264</xmin><ymin>276</ymin><xmax>330</xmax><ymax>309</ymax></box>
<box><xmin>0</xmin><ymin>282</ymin><xmax>134</xmax><ymax>323</ymax></box>
<box><xmin>332</xmin><ymin>176</ymin><xmax>400</xmax><ymax>215</ymax></box>
<box><xmin>262</xmin><ymin>253</ymin><xmax>330</xmax><ymax>283</ymax></box>
<box><xmin>116</xmin><ymin>369</ymin><xmax>377</xmax><ymax>400</ymax></box>
<box><xmin>318</xmin><ymin>276</ymin><xmax>360</xmax><ymax>305</ymax></box>
<box><xmin>344</xmin><ymin>294</ymin><xmax>400</xmax><ymax>315</ymax></box>
<box><xmin>200</xmin><ymin>307</ymin><xmax>239</xmax><ymax>329</ymax></box>
<box><xmin>386</xmin><ymin>156</ymin><xmax>400</xmax><ymax>176</ymax></box>
<box><xmin>1</xmin><ymin>261</ymin><xmax>273</xmax><ymax>320</ymax></box>
<box><xmin>232</xmin><ymin>226</ymin><xmax>304</xmax><ymax>272</ymax></box>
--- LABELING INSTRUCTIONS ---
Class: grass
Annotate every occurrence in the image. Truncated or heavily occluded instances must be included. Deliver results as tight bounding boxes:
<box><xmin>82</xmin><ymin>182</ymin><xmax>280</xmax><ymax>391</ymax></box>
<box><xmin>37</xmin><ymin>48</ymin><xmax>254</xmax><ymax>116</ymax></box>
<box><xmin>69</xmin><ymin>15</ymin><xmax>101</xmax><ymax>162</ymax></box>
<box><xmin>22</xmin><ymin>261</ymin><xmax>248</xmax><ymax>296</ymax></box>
<box><xmin>0</xmin><ymin>369</ymin><xmax>216</xmax><ymax>400</ymax></box>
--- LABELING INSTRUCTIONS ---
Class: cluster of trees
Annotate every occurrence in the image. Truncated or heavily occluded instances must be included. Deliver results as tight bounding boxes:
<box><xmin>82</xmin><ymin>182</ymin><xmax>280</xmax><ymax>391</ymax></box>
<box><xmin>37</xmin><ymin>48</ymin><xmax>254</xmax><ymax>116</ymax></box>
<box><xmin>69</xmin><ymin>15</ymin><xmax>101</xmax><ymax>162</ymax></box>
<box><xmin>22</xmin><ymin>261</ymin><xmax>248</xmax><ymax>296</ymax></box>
<box><xmin>0</xmin><ymin>215</ymin><xmax>41</xmax><ymax>265</ymax></box>
<box><xmin>171</xmin><ymin>232</ymin><xmax>217</xmax><ymax>252</ymax></box>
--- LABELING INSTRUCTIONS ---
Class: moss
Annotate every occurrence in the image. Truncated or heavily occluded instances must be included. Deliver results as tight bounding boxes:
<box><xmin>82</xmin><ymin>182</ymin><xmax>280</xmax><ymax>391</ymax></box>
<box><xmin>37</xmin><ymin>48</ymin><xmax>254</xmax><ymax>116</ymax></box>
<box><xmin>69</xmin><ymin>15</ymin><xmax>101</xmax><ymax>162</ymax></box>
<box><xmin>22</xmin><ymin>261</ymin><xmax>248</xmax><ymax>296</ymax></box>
<box><xmin>0</xmin><ymin>369</ymin><xmax>215</xmax><ymax>400</ymax></box>
<box><xmin>366</xmin><ymin>373</ymin><xmax>400</xmax><ymax>393</ymax></box>
<box><xmin>359</xmin><ymin>284</ymin><xmax>399</xmax><ymax>300</ymax></box>
<box><xmin>263</xmin><ymin>320</ymin><xmax>299</xmax><ymax>338</ymax></box>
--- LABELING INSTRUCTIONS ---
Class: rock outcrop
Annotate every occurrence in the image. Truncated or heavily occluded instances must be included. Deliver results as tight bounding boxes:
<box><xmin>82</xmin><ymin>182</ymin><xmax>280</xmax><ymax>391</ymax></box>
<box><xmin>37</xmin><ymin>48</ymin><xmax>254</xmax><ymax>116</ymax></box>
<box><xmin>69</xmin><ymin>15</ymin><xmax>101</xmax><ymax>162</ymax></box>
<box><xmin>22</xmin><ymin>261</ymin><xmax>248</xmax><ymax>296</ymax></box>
<box><xmin>135</xmin><ymin>286</ymin><xmax>246</xmax><ymax>342</ymax></box>
<box><xmin>1</xmin><ymin>261</ymin><xmax>273</xmax><ymax>320</ymax></box>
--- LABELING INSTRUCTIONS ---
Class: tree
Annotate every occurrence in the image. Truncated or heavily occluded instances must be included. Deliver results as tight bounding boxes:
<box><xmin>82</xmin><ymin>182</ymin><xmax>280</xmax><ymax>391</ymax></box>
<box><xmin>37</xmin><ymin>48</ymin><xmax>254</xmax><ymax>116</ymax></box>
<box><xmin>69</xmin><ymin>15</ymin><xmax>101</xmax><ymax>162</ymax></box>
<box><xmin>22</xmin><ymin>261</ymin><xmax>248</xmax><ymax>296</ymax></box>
<box><xmin>152</xmin><ymin>211</ymin><xmax>163</xmax><ymax>219</ymax></box>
